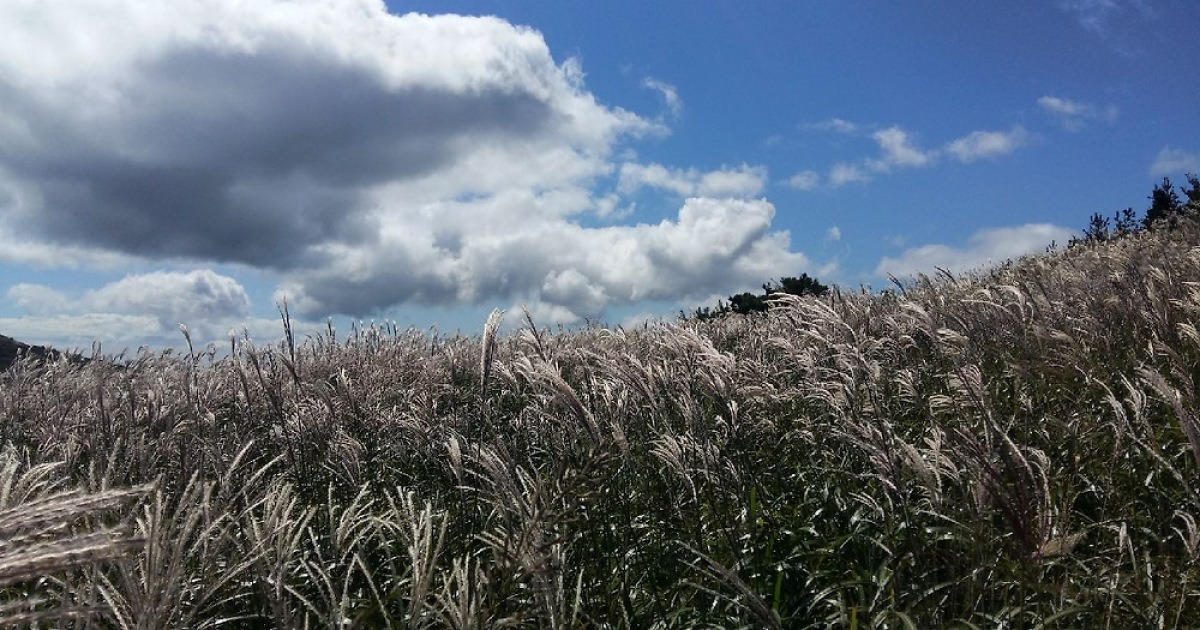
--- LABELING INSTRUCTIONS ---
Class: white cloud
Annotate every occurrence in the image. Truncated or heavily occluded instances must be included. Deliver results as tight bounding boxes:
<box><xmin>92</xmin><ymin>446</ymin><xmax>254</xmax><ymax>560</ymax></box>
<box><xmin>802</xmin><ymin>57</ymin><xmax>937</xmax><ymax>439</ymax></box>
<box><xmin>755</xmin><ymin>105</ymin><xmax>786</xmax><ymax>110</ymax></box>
<box><xmin>7</xmin><ymin>284</ymin><xmax>70</xmax><ymax>315</ymax></box>
<box><xmin>875</xmin><ymin>223</ymin><xmax>1075</xmax><ymax>278</ymax></box>
<box><xmin>0</xmin><ymin>0</ymin><xmax>804</xmax><ymax>325</ymax></box>
<box><xmin>697</xmin><ymin>166</ymin><xmax>768</xmax><ymax>197</ymax></box>
<box><xmin>1150</xmin><ymin>147</ymin><xmax>1200</xmax><ymax>176</ymax></box>
<box><xmin>0</xmin><ymin>1</ymin><xmax>657</xmax><ymax>265</ymax></box>
<box><xmin>86</xmin><ymin>270</ymin><xmax>251</xmax><ymax>327</ymax></box>
<box><xmin>540</xmin><ymin>268</ymin><xmax>609</xmax><ymax>318</ymax></box>
<box><xmin>829</xmin><ymin>162</ymin><xmax>871</xmax><ymax>187</ymax></box>
<box><xmin>617</xmin><ymin>163</ymin><xmax>693</xmax><ymax>196</ymax></box>
<box><xmin>804</xmin><ymin>118</ymin><xmax>859</xmax><ymax>134</ymax></box>
<box><xmin>0</xmin><ymin>314</ymin><xmax>164</xmax><ymax>350</ymax></box>
<box><xmin>784</xmin><ymin>170</ymin><xmax>821</xmax><ymax>191</ymax></box>
<box><xmin>826</xmin><ymin>125</ymin><xmax>936</xmax><ymax>187</ymax></box>
<box><xmin>1058</xmin><ymin>0</ymin><xmax>1154</xmax><ymax>34</ymax></box>
<box><xmin>276</xmin><ymin>196</ymin><xmax>808</xmax><ymax>322</ymax></box>
<box><xmin>619</xmin><ymin>310</ymin><xmax>668</xmax><ymax>329</ymax></box>
<box><xmin>6</xmin><ymin>270</ymin><xmax>256</xmax><ymax>346</ymax></box>
<box><xmin>825</xmin><ymin>226</ymin><xmax>841</xmax><ymax>242</ymax></box>
<box><xmin>517</xmin><ymin>301</ymin><xmax>584</xmax><ymax>327</ymax></box>
<box><xmin>642</xmin><ymin>77</ymin><xmax>682</xmax><ymax>118</ymax></box>
<box><xmin>1038</xmin><ymin>96</ymin><xmax>1088</xmax><ymax>117</ymax></box>
<box><xmin>1059</xmin><ymin>0</ymin><xmax>1119</xmax><ymax>32</ymax></box>
<box><xmin>799</xmin><ymin>119</ymin><xmax>1028</xmax><ymax>189</ymax></box>
<box><xmin>618</xmin><ymin>163</ymin><xmax>767</xmax><ymax>198</ymax></box>
<box><xmin>873</xmin><ymin>126</ymin><xmax>933</xmax><ymax>168</ymax></box>
<box><xmin>945</xmin><ymin>126</ymin><xmax>1029</xmax><ymax>162</ymax></box>
<box><xmin>1038</xmin><ymin>96</ymin><xmax>1118</xmax><ymax>129</ymax></box>
<box><xmin>0</xmin><ymin>313</ymin><xmax>293</xmax><ymax>352</ymax></box>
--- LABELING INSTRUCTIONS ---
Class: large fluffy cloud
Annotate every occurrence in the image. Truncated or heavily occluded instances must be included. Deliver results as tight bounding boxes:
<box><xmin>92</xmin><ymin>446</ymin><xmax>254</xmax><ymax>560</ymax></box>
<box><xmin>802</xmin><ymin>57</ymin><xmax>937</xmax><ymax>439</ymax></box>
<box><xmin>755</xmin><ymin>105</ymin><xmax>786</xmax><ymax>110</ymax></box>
<box><xmin>9</xmin><ymin>270</ymin><xmax>247</xmax><ymax>322</ymax></box>
<box><xmin>0</xmin><ymin>1</ymin><xmax>634</xmax><ymax>265</ymax></box>
<box><xmin>277</xmin><ymin>196</ymin><xmax>806</xmax><ymax>320</ymax></box>
<box><xmin>2</xmin><ymin>270</ymin><xmax>281</xmax><ymax>348</ymax></box>
<box><xmin>0</xmin><ymin>0</ymin><xmax>807</xmax><ymax>322</ymax></box>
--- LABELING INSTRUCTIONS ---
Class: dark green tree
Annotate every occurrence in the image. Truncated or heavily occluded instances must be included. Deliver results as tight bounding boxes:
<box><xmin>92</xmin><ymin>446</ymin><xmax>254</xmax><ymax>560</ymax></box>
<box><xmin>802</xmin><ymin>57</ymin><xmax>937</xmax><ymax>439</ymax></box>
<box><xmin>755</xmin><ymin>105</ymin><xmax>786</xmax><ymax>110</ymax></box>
<box><xmin>727</xmin><ymin>291</ymin><xmax>768</xmax><ymax>314</ymax></box>
<box><xmin>1144</xmin><ymin>176</ymin><xmax>1183</xmax><ymax>228</ymax></box>
<box><xmin>774</xmin><ymin>274</ymin><xmax>830</xmax><ymax>297</ymax></box>
<box><xmin>691</xmin><ymin>274</ymin><xmax>829</xmax><ymax>319</ymax></box>
<box><xmin>1113</xmin><ymin>207</ymin><xmax>1139</xmax><ymax>237</ymax></box>
<box><xmin>1080</xmin><ymin>212</ymin><xmax>1111</xmax><ymax>243</ymax></box>
<box><xmin>1183</xmin><ymin>173</ymin><xmax>1200</xmax><ymax>207</ymax></box>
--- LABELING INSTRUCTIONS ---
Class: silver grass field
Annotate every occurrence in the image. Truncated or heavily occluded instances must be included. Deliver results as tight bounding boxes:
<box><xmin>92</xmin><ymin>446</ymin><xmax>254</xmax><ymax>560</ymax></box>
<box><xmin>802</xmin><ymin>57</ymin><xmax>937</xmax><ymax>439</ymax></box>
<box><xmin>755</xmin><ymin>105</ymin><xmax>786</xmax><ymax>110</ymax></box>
<box><xmin>2</xmin><ymin>222</ymin><xmax>1200</xmax><ymax>628</ymax></box>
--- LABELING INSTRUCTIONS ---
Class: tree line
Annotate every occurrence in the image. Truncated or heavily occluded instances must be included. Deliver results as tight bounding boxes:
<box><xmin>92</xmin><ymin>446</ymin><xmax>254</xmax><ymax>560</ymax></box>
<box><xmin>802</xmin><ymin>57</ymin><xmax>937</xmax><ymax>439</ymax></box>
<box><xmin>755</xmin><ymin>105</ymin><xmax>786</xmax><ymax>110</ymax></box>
<box><xmin>1076</xmin><ymin>173</ymin><xmax>1200</xmax><ymax>244</ymax></box>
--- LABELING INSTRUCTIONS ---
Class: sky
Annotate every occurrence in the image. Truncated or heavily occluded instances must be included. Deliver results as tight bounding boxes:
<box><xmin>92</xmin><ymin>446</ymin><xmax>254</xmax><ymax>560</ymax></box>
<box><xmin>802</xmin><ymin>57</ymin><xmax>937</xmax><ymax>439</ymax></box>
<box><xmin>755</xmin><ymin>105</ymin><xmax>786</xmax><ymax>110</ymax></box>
<box><xmin>1</xmin><ymin>0</ymin><xmax>1198</xmax><ymax>351</ymax></box>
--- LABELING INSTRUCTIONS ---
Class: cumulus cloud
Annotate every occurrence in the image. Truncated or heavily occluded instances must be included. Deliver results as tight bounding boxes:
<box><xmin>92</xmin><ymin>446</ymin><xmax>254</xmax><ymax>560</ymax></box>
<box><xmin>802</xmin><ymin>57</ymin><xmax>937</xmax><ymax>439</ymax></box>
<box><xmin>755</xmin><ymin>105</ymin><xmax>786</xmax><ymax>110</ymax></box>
<box><xmin>1</xmin><ymin>2</ymin><xmax>636</xmax><ymax>265</ymax></box>
<box><xmin>0</xmin><ymin>0</ymin><xmax>806</xmax><ymax>324</ymax></box>
<box><xmin>824</xmin><ymin>226</ymin><xmax>841</xmax><ymax>242</ymax></box>
<box><xmin>9</xmin><ymin>270</ymin><xmax>249</xmax><ymax>326</ymax></box>
<box><xmin>617</xmin><ymin>163</ymin><xmax>767</xmax><ymax>198</ymax></box>
<box><xmin>277</xmin><ymin>196</ymin><xmax>807</xmax><ymax>321</ymax></box>
<box><xmin>87</xmin><ymin>270</ymin><xmax>251</xmax><ymax>327</ymax></box>
<box><xmin>945</xmin><ymin>126</ymin><xmax>1029</xmax><ymax>162</ymax></box>
<box><xmin>0</xmin><ymin>312</ymin><xmax>292</xmax><ymax>352</ymax></box>
<box><xmin>1038</xmin><ymin>96</ymin><xmax>1118</xmax><ymax>130</ymax></box>
<box><xmin>875</xmin><ymin>223</ymin><xmax>1075</xmax><ymax>278</ymax></box>
<box><xmin>0</xmin><ymin>314</ymin><xmax>164</xmax><ymax>350</ymax></box>
<box><xmin>3</xmin><ymin>269</ymin><xmax>271</xmax><ymax>348</ymax></box>
<box><xmin>1150</xmin><ymin>147</ymin><xmax>1200</xmax><ymax>176</ymax></box>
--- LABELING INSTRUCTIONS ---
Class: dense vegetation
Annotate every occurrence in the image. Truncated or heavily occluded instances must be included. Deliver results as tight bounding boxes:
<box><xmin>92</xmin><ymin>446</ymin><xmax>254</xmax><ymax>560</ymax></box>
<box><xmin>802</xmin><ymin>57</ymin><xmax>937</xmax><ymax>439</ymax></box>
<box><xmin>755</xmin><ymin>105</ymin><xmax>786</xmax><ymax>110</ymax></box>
<box><xmin>3</xmin><ymin>182</ymin><xmax>1200</xmax><ymax>627</ymax></box>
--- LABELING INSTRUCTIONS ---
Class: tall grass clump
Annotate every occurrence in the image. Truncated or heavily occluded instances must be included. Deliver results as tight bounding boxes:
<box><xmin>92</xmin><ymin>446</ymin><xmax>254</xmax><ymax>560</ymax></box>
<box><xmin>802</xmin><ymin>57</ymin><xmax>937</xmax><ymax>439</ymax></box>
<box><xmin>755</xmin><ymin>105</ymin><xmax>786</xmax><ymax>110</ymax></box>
<box><xmin>2</xmin><ymin>221</ymin><xmax>1200</xmax><ymax>626</ymax></box>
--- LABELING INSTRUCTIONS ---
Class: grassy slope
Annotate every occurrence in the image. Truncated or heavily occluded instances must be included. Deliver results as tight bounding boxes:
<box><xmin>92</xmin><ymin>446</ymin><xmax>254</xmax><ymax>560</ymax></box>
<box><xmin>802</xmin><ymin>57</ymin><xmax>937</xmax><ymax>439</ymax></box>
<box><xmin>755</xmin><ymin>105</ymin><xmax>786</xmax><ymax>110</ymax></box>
<box><xmin>2</xmin><ymin>222</ymin><xmax>1200</xmax><ymax>627</ymax></box>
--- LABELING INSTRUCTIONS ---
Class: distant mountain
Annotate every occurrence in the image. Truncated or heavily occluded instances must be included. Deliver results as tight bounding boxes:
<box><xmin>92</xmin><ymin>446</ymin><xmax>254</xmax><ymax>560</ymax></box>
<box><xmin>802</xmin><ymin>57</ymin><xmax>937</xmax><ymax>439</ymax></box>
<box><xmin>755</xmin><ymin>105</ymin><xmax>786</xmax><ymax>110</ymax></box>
<box><xmin>0</xmin><ymin>334</ymin><xmax>57</xmax><ymax>371</ymax></box>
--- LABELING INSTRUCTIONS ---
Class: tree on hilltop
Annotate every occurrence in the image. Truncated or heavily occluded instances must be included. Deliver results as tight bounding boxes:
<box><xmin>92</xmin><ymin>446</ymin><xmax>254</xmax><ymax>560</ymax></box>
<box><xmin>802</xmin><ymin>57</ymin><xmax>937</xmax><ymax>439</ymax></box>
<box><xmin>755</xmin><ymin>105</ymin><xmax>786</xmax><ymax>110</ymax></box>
<box><xmin>1077</xmin><ymin>174</ymin><xmax>1199</xmax><ymax>246</ymax></box>
<box><xmin>690</xmin><ymin>273</ymin><xmax>829</xmax><ymax>320</ymax></box>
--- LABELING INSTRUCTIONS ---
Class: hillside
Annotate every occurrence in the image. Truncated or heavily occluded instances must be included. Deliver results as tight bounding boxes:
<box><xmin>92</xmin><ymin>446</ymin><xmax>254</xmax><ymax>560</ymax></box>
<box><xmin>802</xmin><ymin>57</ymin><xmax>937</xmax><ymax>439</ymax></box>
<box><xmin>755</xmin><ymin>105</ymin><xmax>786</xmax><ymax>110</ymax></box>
<box><xmin>0</xmin><ymin>333</ymin><xmax>56</xmax><ymax>371</ymax></box>
<box><xmin>2</xmin><ymin>221</ymin><xmax>1200</xmax><ymax>627</ymax></box>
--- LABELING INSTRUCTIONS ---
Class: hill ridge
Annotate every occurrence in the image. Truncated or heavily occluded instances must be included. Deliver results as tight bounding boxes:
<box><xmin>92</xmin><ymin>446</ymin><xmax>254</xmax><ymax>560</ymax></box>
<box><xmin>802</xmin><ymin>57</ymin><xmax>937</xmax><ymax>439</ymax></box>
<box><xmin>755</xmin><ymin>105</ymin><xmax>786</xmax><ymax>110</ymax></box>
<box><xmin>0</xmin><ymin>334</ymin><xmax>57</xmax><ymax>370</ymax></box>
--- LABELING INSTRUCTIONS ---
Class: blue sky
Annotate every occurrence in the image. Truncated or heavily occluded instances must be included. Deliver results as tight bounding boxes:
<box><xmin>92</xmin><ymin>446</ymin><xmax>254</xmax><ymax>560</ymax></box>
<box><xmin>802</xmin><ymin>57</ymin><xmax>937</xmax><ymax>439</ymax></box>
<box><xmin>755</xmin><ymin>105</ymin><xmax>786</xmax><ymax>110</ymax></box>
<box><xmin>0</xmin><ymin>0</ymin><xmax>1197</xmax><ymax>351</ymax></box>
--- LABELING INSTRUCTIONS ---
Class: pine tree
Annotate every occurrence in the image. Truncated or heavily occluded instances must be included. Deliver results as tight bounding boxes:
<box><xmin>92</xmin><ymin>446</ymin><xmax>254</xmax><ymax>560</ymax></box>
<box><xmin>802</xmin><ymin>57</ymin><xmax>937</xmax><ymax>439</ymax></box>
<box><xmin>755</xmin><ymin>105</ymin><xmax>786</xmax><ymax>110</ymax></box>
<box><xmin>1144</xmin><ymin>177</ymin><xmax>1183</xmax><ymax>228</ymax></box>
